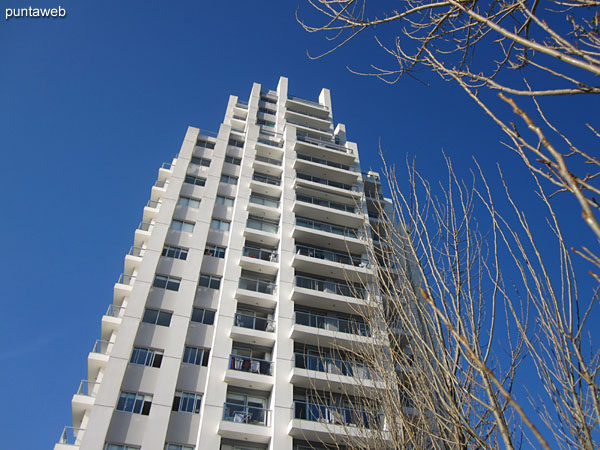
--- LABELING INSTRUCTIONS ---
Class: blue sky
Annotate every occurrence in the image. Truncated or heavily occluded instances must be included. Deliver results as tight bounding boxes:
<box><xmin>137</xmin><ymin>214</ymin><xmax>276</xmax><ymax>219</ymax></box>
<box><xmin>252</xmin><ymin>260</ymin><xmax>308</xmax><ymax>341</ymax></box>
<box><xmin>1</xmin><ymin>1</ymin><xmax>598</xmax><ymax>448</ymax></box>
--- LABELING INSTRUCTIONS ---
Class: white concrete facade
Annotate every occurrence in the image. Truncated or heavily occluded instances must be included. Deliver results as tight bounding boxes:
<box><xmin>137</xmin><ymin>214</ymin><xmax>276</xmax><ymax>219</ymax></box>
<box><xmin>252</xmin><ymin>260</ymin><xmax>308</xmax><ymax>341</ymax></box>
<box><xmin>55</xmin><ymin>77</ymin><xmax>389</xmax><ymax>450</ymax></box>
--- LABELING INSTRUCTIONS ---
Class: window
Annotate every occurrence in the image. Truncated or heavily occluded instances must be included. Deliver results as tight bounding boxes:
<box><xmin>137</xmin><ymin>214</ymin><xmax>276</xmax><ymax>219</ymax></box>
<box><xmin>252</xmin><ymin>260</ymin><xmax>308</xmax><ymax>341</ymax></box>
<box><xmin>153</xmin><ymin>275</ymin><xmax>181</xmax><ymax>291</ymax></box>
<box><xmin>216</xmin><ymin>196</ymin><xmax>234</xmax><ymax>207</ymax></box>
<box><xmin>190</xmin><ymin>156</ymin><xmax>211</xmax><ymax>167</ymax></box>
<box><xmin>224</xmin><ymin>156</ymin><xmax>242</xmax><ymax>166</ymax></box>
<box><xmin>257</xmin><ymin>119</ymin><xmax>275</xmax><ymax>127</ymax></box>
<box><xmin>104</xmin><ymin>445</ymin><xmax>140</xmax><ymax>450</ymax></box>
<box><xmin>220</xmin><ymin>175</ymin><xmax>238</xmax><ymax>185</ymax></box>
<box><xmin>172</xmin><ymin>391</ymin><xmax>202</xmax><ymax>413</ymax></box>
<box><xmin>198</xmin><ymin>274</ymin><xmax>221</xmax><ymax>289</ymax></box>
<box><xmin>228</xmin><ymin>139</ymin><xmax>244</xmax><ymax>148</ymax></box>
<box><xmin>204</xmin><ymin>245</ymin><xmax>226</xmax><ymax>258</ymax></box>
<box><xmin>162</xmin><ymin>245</ymin><xmax>188</xmax><ymax>260</ymax></box>
<box><xmin>130</xmin><ymin>347</ymin><xmax>163</xmax><ymax>368</ymax></box>
<box><xmin>142</xmin><ymin>308</ymin><xmax>172</xmax><ymax>327</ymax></box>
<box><xmin>183</xmin><ymin>346</ymin><xmax>210</xmax><ymax>366</ymax></box>
<box><xmin>259</xmin><ymin>107</ymin><xmax>276</xmax><ymax>115</ymax></box>
<box><xmin>191</xmin><ymin>308</ymin><xmax>216</xmax><ymax>325</ymax></box>
<box><xmin>178</xmin><ymin>196</ymin><xmax>201</xmax><ymax>208</ymax></box>
<box><xmin>196</xmin><ymin>139</ymin><xmax>215</xmax><ymax>149</ymax></box>
<box><xmin>165</xmin><ymin>445</ymin><xmax>194</xmax><ymax>450</ymax></box>
<box><xmin>184</xmin><ymin>175</ymin><xmax>206</xmax><ymax>187</ymax></box>
<box><xmin>116</xmin><ymin>392</ymin><xmax>152</xmax><ymax>415</ymax></box>
<box><xmin>210</xmin><ymin>219</ymin><xmax>230</xmax><ymax>231</ymax></box>
<box><xmin>171</xmin><ymin>220</ymin><xmax>195</xmax><ymax>233</ymax></box>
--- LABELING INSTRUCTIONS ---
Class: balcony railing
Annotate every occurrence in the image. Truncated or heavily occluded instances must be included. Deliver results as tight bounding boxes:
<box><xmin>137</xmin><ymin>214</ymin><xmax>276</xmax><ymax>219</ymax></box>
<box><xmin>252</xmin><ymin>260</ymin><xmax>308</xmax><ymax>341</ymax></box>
<box><xmin>154</xmin><ymin>179</ymin><xmax>167</xmax><ymax>188</ymax></box>
<box><xmin>247</xmin><ymin>217</ymin><xmax>279</xmax><ymax>234</ymax></box>
<box><xmin>287</xmin><ymin>119</ymin><xmax>331</xmax><ymax>134</ymax></box>
<box><xmin>362</xmin><ymin>171</ymin><xmax>381</xmax><ymax>184</ymax></box>
<box><xmin>91</xmin><ymin>339</ymin><xmax>110</xmax><ymax>355</ymax></box>
<box><xmin>294</xmin><ymin>311</ymin><xmax>370</xmax><ymax>337</ymax></box>
<box><xmin>288</xmin><ymin>95</ymin><xmax>327</xmax><ymax>109</ymax></box>
<box><xmin>59</xmin><ymin>426</ymin><xmax>85</xmax><ymax>445</ymax></box>
<box><xmin>295</xmin><ymin>275</ymin><xmax>366</xmax><ymax>299</ymax></box>
<box><xmin>296</xmin><ymin>244</ymin><xmax>368</xmax><ymax>267</ymax></box>
<box><xmin>137</xmin><ymin>221</ymin><xmax>152</xmax><ymax>232</ymax></box>
<box><xmin>161</xmin><ymin>162</ymin><xmax>173</xmax><ymax>170</ymax></box>
<box><xmin>234</xmin><ymin>312</ymin><xmax>275</xmax><ymax>332</ymax></box>
<box><xmin>146</xmin><ymin>199</ymin><xmax>161</xmax><ymax>209</ymax></box>
<box><xmin>223</xmin><ymin>402</ymin><xmax>270</xmax><ymax>426</ymax></box>
<box><xmin>296</xmin><ymin>194</ymin><xmax>358</xmax><ymax>214</ymax></box>
<box><xmin>239</xmin><ymin>277</ymin><xmax>277</xmax><ymax>295</ymax></box>
<box><xmin>287</xmin><ymin>107</ymin><xmax>330</xmax><ymax>121</ymax></box>
<box><xmin>294</xmin><ymin>401</ymin><xmax>382</xmax><ymax>428</ymax></box>
<box><xmin>294</xmin><ymin>353</ymin><xmax>371</xmax><ymax>379</ymax></box>
<box><xmin>296</xmin><ymin>133</ymin><xmax>350</xmax><ymax>154</ymax></box>
<box><xmin>236</xmin><ymin>101</ymin><xmax>248</xmax><ymax>109</ymax></box>
<box><xmin>252</xmin><ymin>173</ymin><xmax>281</xmax><ymax>186</ymax></box>
<box><xmin>229</xmin><ymin>354</ymin><xmax>273</xmax><ymax>375</ymax></box>
<box><xmin>295</xmin><ymin>217</ymin><xmax>363</xmax><ymax>239</ymax></box>
<box><xmin>249</xmin><ymin>194</ymin><xmax>280</xmax><ymax>209</ymax></box>
<box><xmin>255</xmin><ymin>154</ymin><xmax>282</xmax><ymax>166</ymax></box>
<box><xmin>233</xmin><ymin>114</ymin><xmax>247</xmax><ymax>121</ymax></box>
<box><xmin>243</xmin><ymin>246</ymin><xmax>278</xmax><ymax>262</ymax></box>
<box><xmin>76</xmin><ymin>379</ymin><xmax>101</xmax><ymax>397</ymax></box>
<box><xmin>105</xmin><ymin>304</ymin><xmax>124</xmax><ymax>318</ymax></box>
<box><xmin>297</xmin><ymin>172</ymin><xmax>356</xmax><ymax>191</ymax></box>
<box><xmin>127</xmin><ymin>246</ymin><xmax>145</xmax><ymax>257</ymax></box>
<box><xmin>117</xmin><ymin>273</ymin><xmax>136</xmax><ymax>285</ymax></box>
<box><xmin>296</xmin><ymin>152</ymin><xmax>358</xmax><ymax>172</ymax></box>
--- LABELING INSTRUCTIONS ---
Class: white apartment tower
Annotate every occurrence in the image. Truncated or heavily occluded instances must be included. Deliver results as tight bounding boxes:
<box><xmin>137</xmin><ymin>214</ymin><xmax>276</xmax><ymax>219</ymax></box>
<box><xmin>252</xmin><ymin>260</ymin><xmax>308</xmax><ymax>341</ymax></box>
<box><xmin>56</xmin><ymin>77</ymin><xmax>389</xmax><ymax>450</ymax></box>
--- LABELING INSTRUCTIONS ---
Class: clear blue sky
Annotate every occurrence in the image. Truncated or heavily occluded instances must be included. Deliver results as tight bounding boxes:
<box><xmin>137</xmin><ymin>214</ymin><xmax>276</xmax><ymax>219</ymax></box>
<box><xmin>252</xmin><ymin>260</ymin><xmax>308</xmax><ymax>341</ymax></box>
<box><xmin>1</xmin><ymin>1</ymin><xmax>598</xmax><ymax>448</ymax></box>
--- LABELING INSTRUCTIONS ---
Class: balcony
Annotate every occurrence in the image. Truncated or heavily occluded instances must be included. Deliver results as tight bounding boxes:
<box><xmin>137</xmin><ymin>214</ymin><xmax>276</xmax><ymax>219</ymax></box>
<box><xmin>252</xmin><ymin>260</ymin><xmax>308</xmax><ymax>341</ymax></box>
<box><xmin>143</xmin><ymin>199</ymin><xmax>161</xmax><ymax>222</ymax></box>
<box><xmin>114</xmin><ymin>273</ymin><xmax>135</xmax><ymax>301</ymax></box>
<box><xmin>124</xmin><ymin>246</ymin><xmax>144</xmax><ymax>274</ymax></box>
<box><xmin>231</xmin><ymin>312</ymin><xmax>276</xmax><ymax>347</ymax></box>
<box><xmin>294</xmin><ymin>134</ymin><xmax>355</xmax><ymax>166</ymax></box>
<box><xmin>101</xmin><ymin>304</ymin><xmax>124</xmax><ymax>340</ymax></box>
<box><xmin>254</xmin><ymin>153</ymin><xmax>283</xmax><ymax>178</ymax></box>
<box><xmin>287</xmin><ymin>119</ymin><xmax>332</xmax><ymax>138</ymax></box>
<box><xmin>72</xmin><ymin>380</ymin><xmax>99</xmax><ymax>425</ymax></box>
<box><xmin>151</xmin><ymin>178</ymin><xmax>168</xmax><ymax>202</ymax></box>
<box><xmin>134</xmin><ymin>221</ymin><xmax>153</xmax><ymax>248</ymax></box>
<box><xmin>286</xmin><ymin>108</ymin><xmax>331</xmax><ymax>132</ymax></box>
<box><xmin>291</xmin><ymin>311</ymin><xmax>371</xmax><ymax>347</ymax></box>
<box><xmin>88</xmin><ymin>339</ymin><xmax>110</xmax><ymax>381</ymax></box>
<box><xmin>248</xmin><ymin>194</ymin><xmax>281</xmax><ymax>221</ymax></box>
<box><xmin>293</xmin><ymin>244</ymin><xmax>370</xmax><ymax>282</ymax></box>
<box><xmin>296</xmin><ymin>172</ymin><xmax>360</xmax><ymax>197</ymax></box>
<box><xmin>293</xmin><ymin>274</ymin><xmax>366</xmax><ymax>308</ymax></box>
<box><xmin>236</xmin><ymin>274</ymin><xmax>277</xmax><ymax>309</ymax></box>
<box><xmin>55</xmin><ymin>426</ymin><xmax>84</xmax><ymax>448</ymax></box>
<box><xmin>287</xmin><ymin>95</ymin><xmax>328</xmax><ymax>112</ymax></box>
<box><xmin>294</xmin><ymin>401</ymin><xmax>382</xmax><ymax>428</ymax></box>
<box><xmin>255</xmin><ymin>154</ymin><xmax>282</xmax><ymax>167</ymax></box>
<box><xmin>251</xmin><ymin>172</ymin><xmax>282</xmax><ymax>197</ymax></box>
<box><xmin>219</xmin><ymin>403</ymin><xmax>272</xmax><ymax>443</ymax></box>
<box><xmin>240</xmin><ymin>246</ymin><xmax>279</xmax><ymax>276</ymax></box>
<box><xmin>293</xmin><ymin>217</ymin><xmax>365</xmax><ymax>254</ymax></box>
<box><xmin>245</xmin><ymin>217</ymin><xmax>279</xmax><ymax>247</ymax></box>
<box><xmin>294</xmin><ymin>194</ymin><xmax>363</xmax><ymax>229</ymax></box>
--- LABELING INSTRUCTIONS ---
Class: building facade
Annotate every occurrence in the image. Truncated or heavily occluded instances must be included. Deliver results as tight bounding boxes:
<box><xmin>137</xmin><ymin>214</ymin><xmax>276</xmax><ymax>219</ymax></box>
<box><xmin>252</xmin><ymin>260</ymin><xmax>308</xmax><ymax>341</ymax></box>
<box><xmin>56</xmin><ymin>77</ymin><xmax>389</xmax><ymax>450</ymax></box>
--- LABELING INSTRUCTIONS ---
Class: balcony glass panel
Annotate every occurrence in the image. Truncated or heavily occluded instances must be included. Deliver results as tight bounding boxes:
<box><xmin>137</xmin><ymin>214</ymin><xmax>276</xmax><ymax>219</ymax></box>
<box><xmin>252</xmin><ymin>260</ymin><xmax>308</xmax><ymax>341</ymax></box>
<box><xmin>294</xmin><ymin>311</ymin><xmax>370</xmax><ymax>337</ymax></box>
<box><xmin>234</xmin><ymin>312</ymin><xmax>275</xmax><ymax>332</ymax></box>
<box><xmin>297</xmin><ymin>172</ymin><xmax>355</xmax><ymax>191</ymax></box>
<box><xmin>247</xmin><ymin>218</ymin><xmax>279</xmax><ymax>233</ymax></box>
<box><xmin>229</xmin><ymin>355</ymin><xmax>272</xmax><ymax>375</ymax></box>
<box><xmin>296</xmin><ymin>194</ymin><xmax>357</xmax><ymax>214</ymax></box>
<box><xmin>76</xmin><ymin>380</ymin><xmax>100</xmax><ymax>397</ymax></box>
<box><xmin>59</xmin><ymin>427</ymin><xmax>84</xmax><ymax>445</ymax></box>
<box><xmin>255</xmin><ymin>154</ymin><xmax>282</xmax><ymax>166</ymax></box>
<box><xmin>105</xmin><ymin>304</ymin><xmax>125</xmax><ymax>318</ymax></box>
<box><xmin>252</xmin><ymin>173</ymin><xmax>281</xmax><ymax>186</ymax></box>
<box><xmin>295</xmin><ymin>275</ymin><xmax>365</xmax><ymax>299</ymax></box>
<box><xmin>239</xmin><ymin>277</ymin><xmax>276</xmax><ymax>295</ymax></box>
<box><xmin>294</xmin><ymin>353</ymin><xmax>371</xmax><ymax>379</ymax></box>
<box><xmin>297</xmin><ymin>153</ymin><xmax>356</xmax><ymax>172</ymax></box>
<box><xmin>294</xmin><ymin>401</ymin><xmax>381</xmax><ymax>428</ymax></box>
<box><xmin>296</xmin><ymin>133</ymin><xmax>349</xmax><ymax>154</ymax></box>
<box><xmin>222</xmin><ymin>403</ymin><xmax>269</xmax><ymax>426</ymax></box>
<box><xmin>249</xmin><ymin>194</ymin><xmax>280</xmax><ymax>209</ymax></box>
<box><xmin>243</xmin><ymin>246</ymin><xmax>278</xmax><ymax>262</ymax></box>
<box><xmin>295</xmin><ymin>217</ymin><xmax>362</xmax><ymax>239</ymax></box>
<box><xmin>296</xmin><ymin>244</ymin><xmax>367</xmax><ymax>267</ymax></box>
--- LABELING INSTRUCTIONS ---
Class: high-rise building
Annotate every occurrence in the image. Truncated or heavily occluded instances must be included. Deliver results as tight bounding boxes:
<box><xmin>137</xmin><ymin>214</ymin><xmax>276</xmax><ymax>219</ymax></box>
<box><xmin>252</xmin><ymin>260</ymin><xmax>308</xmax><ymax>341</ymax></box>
<box><xmin>55</xmin><ymin>77</ymin><xmax>389</xmax><ymax>450</ymax></box>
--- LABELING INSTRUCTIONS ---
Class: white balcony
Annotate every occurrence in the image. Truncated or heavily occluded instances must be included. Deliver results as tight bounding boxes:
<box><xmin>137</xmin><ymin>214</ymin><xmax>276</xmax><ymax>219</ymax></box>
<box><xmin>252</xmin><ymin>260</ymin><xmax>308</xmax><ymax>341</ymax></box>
<box><xmin>294</xmin><ymin>154</ymin><xmax>360</xmax><ymax>183</ymax></box>
<box><xmin>293</xmin><ymin>135</ymin><xmax>355</xmax><ymax>166</ymax></box>
<box><xmin>225</xmin><ymin>355</ymin><xmax>274</xmax><ymax>391</ymax></box>
<box><xmin>293</xmin><ymin>197</ymin><xmax>364</xmax><ymax>230</ymax></box>
<box><xmin>219</xmin><ymin>404</ymin><xmax>271</xmax><ymax>444</ymax></box>
<box><xmin>292</xmin><ymin>245</ymin><xmax>371</xmax><ymax>283</ymax></box>
<box><xmin>293</xmin><ymin>218</ymin><xmax>366</xmax><ymax>254</ymax></box>
<box><xmin>87</xmin><ymin>339</ymin><xmax>111</xmax><ymax>381</ymax></box>
<box><xmin>253</xmin><ymin>154</ymin><xmax>283</xmax><ymax>178</ymax></box>
<box><xmin>72</xmin><ymin>380</ymin><xmax>99</xmax><ymax>426</ymax></box>
<box><xmin>294</xmin><ymin>175</ymin><xmax>362</xmax><ymax>200</ymax></box>
<box><xmin>239</xmin><ymin>246</ymin><xmax>279</xmax><ymax>276</ymax></box>
<box><xmin>101</xmin><ymin>304</ymin><xmax>124</xmax><ymax>341</ymax></box>
<box><xmin>290</xmin><ymin>312</ymin><xmax>372</xmax><ymax>348</ymax></box>
<box><xmin>235</xmin><ymin>277</ymin><xmax>278</xmax><ymax>309</ymax></box>
<box><xmin>292</xmin><ymin>275</ymin><xmax>367</xmax><ymax>315</ymax></box>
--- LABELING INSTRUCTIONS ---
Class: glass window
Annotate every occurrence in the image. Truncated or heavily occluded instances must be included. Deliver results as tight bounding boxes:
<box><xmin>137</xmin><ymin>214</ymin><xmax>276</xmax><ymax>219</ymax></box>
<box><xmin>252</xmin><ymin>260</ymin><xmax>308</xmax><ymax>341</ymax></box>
<box><xmin>196</xmin><ymin>139</ymin><xmax>215</xmax><ymax>149</ymax></box>
<box><xmin>183</xmin><ymin>346</ymin><xmax>210</xmax><ymax>366</ymax></box>
<box><xmin>130</xmin><ymin>347</ymin><xmax>163</xmax><ymax>368</ymax></box>
<box><xmin>116</xmin><ymin>392</ymin><xmax>152</xmax><ymax>415</ymax></box>
<box><xmin>216</xmin><ymin>196</ymin><xmax>234</xmax><ymax>207</ymax></box>
<box><xmin>204</xmin><ymin>245</ymin><xmax>226</xmax><ymax>259</ymax></box>
<box><xmin>191</xmin><ymin>308</ymin><xmax>216</xmax><ymax>325</ymax></box>
<box><xmin>153</xmin><ymin>275</ymin><xmax>181</xmax><ymax>292</ymax></box>
<box><xmin>171</xmin><ymin>220</ymin><xmax>195</xmax><ymax>233</ymax></box>
<box><xmin>184</xmin><ymin>175</ymin><xmax>206</xmax><ymax>187</ymax></box>
<box><xmin>224</xmin><ymin>156</ymin><xmax>242</xmax><ymax>166</ymax></box>
<box><xmin>165</xmin><ymin>445</ymin><xmax>194</xmax><ymax>450</ymax></box>
<box><xmin>104</xmin><ymin>445</ymin><xmax>140</xmax><ymax>450</ymax></box>
<box><xmin>190</xmin><ymin>156</ymin><xmax>211</xmax><ymax>167</ymax></box>
<box><xmin>220</xmin><ymin>175</ymin><xmax>238</xmax><ymax>185</ymax></box>
<box><xmin>162</xmin><ymin>245</ymin><xmax>188</xmax><ymax>260</ymax></box>
<box><xmin>172</xmin><ymin>392</ymin><xmax>202</xmax><ymax>413</ymax></box>
<box><xmin>228</xmin><ymin>139</ymin><xmax>244</xmax><ymax>148</ymax></box>
<box><xmin>178</xmin><ymin>196</ymin><xmax>201</xmax><ymax>208</ymax></box>
<box><xmin>210</xmin><ymin>219</ymin><xmax>230</xmax><ymax>231</ymax></box>
<box><xmin>142</xmin><ymin>308</ymin><xmax>172</xmax><ymax>327</ymax></box>
<box><xmin>198</xmin><ymin>274</ymin><xmax>221</xmax><ymax>289</ymax></box>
